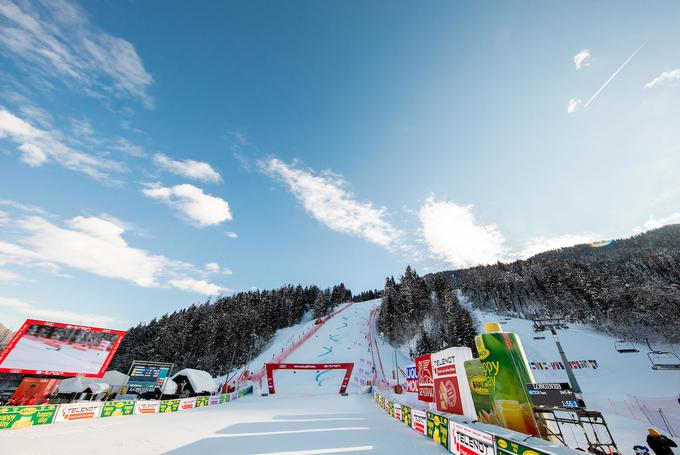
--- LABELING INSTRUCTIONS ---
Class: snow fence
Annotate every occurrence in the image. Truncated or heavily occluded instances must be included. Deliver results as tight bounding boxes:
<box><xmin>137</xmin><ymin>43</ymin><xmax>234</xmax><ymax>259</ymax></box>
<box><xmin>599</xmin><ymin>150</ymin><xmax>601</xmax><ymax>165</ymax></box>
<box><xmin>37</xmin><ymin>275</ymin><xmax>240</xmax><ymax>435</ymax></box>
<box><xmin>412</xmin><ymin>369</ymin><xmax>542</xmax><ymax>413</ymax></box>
<box><xmin>0</xmin><ymin>385</ymin><xmax>253</xmax><ymax>430</ymax></box>
<box><xmin>373</xmin><ymin>390</ymin><xmax>582</xmax><ymax>455</ymax></box>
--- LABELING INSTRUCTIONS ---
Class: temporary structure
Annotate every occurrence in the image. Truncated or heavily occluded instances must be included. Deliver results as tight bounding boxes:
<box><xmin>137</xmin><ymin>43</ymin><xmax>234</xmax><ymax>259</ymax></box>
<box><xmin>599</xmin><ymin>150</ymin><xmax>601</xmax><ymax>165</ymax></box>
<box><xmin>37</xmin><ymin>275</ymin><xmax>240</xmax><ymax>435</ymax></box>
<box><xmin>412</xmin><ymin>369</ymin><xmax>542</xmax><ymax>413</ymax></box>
<box><xmin>171</xmin><ymin>368</ymin><xmax>217</xmax><ymax>395</ymax></box>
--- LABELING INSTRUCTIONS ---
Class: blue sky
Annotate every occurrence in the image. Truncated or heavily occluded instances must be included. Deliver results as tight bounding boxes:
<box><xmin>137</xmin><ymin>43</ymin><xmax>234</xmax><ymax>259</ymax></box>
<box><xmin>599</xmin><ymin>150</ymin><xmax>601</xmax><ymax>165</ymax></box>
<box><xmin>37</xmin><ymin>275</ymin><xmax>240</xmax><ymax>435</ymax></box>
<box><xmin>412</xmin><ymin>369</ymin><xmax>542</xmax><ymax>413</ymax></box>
<box><xmin>1</xmin><ymin>0</ymin><xmax>680</xmax><ymax>331</ymax></box>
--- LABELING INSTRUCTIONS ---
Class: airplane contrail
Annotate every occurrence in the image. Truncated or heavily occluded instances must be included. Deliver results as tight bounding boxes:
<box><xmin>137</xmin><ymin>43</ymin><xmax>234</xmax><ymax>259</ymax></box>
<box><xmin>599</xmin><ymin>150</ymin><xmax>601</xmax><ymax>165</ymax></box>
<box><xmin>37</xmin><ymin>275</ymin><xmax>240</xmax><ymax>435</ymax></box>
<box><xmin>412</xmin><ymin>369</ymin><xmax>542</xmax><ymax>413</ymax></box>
<box><xmin>584</xmin><ymin>41</ymin><xmax>646</xmax><ymax>108</ymax></box>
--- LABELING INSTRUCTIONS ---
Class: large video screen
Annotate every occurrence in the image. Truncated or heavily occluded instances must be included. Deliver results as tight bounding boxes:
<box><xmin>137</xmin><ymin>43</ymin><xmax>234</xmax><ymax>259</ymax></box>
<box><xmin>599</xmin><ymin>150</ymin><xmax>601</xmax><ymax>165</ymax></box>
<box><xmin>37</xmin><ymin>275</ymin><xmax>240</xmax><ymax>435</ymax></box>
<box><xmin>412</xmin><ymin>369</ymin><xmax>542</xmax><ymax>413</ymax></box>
<box><xmin>0</xmin><ymin>319</ymin><xmax>126</xmax><ymax>377</ymax></box>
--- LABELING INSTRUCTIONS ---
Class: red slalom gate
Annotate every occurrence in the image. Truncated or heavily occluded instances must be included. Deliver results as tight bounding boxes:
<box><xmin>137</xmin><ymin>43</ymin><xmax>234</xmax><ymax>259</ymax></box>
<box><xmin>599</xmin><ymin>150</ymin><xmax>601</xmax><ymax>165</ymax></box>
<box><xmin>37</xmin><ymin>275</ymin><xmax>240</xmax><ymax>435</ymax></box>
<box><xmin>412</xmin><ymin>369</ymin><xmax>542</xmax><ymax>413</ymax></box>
<box><xmin>266</xmin><ymin>363</ymin><xmax>354</xmax><ymax>394</ymax></box>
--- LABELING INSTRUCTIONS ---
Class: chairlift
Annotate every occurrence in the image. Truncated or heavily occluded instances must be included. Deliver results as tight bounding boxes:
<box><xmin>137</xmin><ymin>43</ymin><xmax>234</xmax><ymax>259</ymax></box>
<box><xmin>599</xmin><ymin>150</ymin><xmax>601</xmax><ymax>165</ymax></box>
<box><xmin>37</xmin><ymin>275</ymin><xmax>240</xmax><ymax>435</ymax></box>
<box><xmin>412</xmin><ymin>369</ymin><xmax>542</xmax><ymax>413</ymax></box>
<box><xmin>646</xmin><ymin>339</ymin><xmax>680</xmax><ymax>370</ymax></box>
<box><xmin>614</xmin><ymin>340</ymin><xmax>638</xmax><ymax>353</ymax></box>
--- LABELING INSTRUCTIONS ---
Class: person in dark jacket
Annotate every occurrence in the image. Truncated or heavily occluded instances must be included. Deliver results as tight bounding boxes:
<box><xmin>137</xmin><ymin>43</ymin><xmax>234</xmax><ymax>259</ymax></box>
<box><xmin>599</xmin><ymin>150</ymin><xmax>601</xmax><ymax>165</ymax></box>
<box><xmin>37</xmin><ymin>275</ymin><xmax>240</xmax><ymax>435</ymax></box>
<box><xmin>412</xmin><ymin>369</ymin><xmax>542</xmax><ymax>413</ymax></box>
<box><xmin>647</xmin><ymin>428</ymin><xmax>677</xmax><ymax>455</ymax></box>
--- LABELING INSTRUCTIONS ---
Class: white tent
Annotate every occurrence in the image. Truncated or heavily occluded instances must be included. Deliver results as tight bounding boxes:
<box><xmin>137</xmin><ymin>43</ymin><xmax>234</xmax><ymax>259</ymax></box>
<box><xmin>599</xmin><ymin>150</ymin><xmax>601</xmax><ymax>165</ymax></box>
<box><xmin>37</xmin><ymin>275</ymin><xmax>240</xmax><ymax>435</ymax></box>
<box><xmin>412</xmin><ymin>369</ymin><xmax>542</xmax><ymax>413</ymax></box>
<box><xmin>103</xmin><ymin>370</ymin><xmax>128</xmax><ymax>387</ymax></box>
<box><xmin>56</xmin><ymin>376</ymin><xmax>94</xmax><ymax>394</ymax></box>
<box><xmin>56</xmin><ymin>377</ymin><xmax>108</xmax><ymax>395</ymax></box>
<box><xmin>161</xmin><ymin>378</ymin><xmax>178</xmax><ymax>395</ymax></box>
<box><xmin>171</xmin><ymin>368</ymin><xmax>217</xmax><ymax>394</ymax></box>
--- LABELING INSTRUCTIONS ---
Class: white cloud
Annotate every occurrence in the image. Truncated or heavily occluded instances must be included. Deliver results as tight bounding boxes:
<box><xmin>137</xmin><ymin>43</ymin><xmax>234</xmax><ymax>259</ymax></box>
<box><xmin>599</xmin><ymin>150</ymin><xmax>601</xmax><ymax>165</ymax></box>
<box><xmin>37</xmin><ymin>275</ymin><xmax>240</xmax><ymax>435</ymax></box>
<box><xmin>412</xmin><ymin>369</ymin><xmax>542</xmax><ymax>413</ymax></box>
<box><xmin>0</xmin><ymin>296</ymin><xmax>116</xmax><ymax>326</ymax></box>
<box><xmin>153</xmin><ymin>153</ymin><xmax>222</xmax><ymax>183</ymax></box>
<box><xmin>0</xmin><ymin>212</ymin><xmax>227</xmax><ymax>295</ymax></box>
<box><xmin>205</xmin><ymin>262</ymin><xmax>233</xmax><ymax>276</ymax></box>
<box><xmin>574</xmin><ymin>49</ymin><xmax>591</xmax><ymax>70</ymax></box>
<box><xmin>0</xmin><ymin>0</ymin><xmax>153</xmax><ymax>107</ymax></box>
<box><xmin>632</xmin><ymin>213</ymin><xmax>680</xmax><ymax>234</ymax></box>
<box><xmin>418</xmin><ymin>196</ymin><xmax>507</xmax><ymax>268</ymax></box>
<box><xmin>141</xmin><ymin>183</ymin><xmax>232</xmax><ymax>227</ymax></box>
<box><xmin>644</xmin><ymin>69</ymin><xmax>680</xmax><ymax>89</ymax></box>
<box><xmin>0</xmin><ymin>108</ymin><xmax>123</xmax><ymax>180</ymax></box>
<box><xmin>517</xmin><ymin>233</ymin><xmax>599</xmax><ymax>259</ymax></box>
<box><xmin>168</xmin><ymin>279</ymin><xmax>231</xmax><ymax>296</ymax></box>
<box><xmin>225</xmin><ymin>231</ymin><xmax>238</xmax><ymax>239</ymax></box>
<box><xmin>567</xmin><ymin>98</ymin><xmax>582</xmax><ymax>113</ymax></box>
<box><xmin>0</xmin><ymin>269</ymin><xmax>22</xmax><ymax>282</ymax></box>
<box><xmin>262</xmin><ymin>158</ymin><xmax>401</xmax><ymax>248</ymax></box>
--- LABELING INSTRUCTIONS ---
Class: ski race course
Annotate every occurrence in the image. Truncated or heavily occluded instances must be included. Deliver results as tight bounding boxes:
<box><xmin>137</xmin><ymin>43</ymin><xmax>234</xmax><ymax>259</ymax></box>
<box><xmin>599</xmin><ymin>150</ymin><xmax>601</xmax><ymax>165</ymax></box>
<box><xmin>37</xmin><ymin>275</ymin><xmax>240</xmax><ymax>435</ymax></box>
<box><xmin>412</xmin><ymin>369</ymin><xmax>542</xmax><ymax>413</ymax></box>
<box><xmin>1</xmin><ymin>298</ymin><xmax>678</xmax><ymax>453</ymax></box>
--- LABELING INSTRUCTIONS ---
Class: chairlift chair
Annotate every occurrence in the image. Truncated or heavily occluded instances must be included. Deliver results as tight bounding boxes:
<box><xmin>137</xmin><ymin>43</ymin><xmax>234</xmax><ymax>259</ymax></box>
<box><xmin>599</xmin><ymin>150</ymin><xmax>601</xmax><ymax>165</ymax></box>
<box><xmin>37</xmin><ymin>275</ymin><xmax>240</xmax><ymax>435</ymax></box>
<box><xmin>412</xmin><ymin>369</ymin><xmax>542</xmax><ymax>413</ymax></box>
<box><xmin>614</xmin><ymin>340</ymin><xmax>638</xmax><ymax>353</ymax></box>
<box><xmin>646</xmin><ymin>339</ymin><xmax>680</xmax><ymax>370</ymax></box>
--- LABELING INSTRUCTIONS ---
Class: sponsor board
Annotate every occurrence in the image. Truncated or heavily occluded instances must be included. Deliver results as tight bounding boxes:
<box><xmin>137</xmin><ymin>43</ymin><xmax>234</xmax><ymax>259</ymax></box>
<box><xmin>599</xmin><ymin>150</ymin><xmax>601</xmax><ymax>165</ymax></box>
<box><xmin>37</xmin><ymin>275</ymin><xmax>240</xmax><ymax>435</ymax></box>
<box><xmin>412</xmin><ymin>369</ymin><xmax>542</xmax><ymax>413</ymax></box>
<box><xmin>0</xmin><ymin>319</ymin><xmax>126</xmax><ymax>378</ymax></box>
<box><xmin>0</xmin><ymin>404</ymin><xmax>58</xmax><ymax>430</ymax></box>
<box><xmin>388</xmin><ymin>401</ymin><xmax>394</xmax><ymax>417</ymax></box>
<box><xmin>453</xmin><ymin>423</ymin><xmax>495</xmax><ymax>455</ymax></box>
<box><xmin>406</xmin><ymin>365</ymin><xmax>418</xmax><ymax>393</ymax></box>
<box><xmin>209</xmin><ymin>395</ymin><xmax>220</xmax><ymax>406</ymax></box>
<box><xmin>412</xmin><ymin>409</ymin><xmax>427</xmax><ymax>434</ymax></box>
<box><xmin>219</xmin><ymin>394</ymin><xmax>230</xmax><ymax>404</ymax></box>
<box><xmin>134</xmin><ymin>400</ymin><xmax>160</xmax><ymax>414</ymax></box>
<box><xmin>55</xmin><ymin>402</ymin><xmax>103</xmax><ymax>422</ymax></box>
<box><xmin>100</xmin><ymin>400</ymin><xmax>135</xmax><ymax>417</ymax></box>
<box><xmin>195</xmin><ymin>396</ymin><xmax>210</xmax><ymax>407</ymax></box>
<box><xmin>159</xmin><ymin>399</ymin><xmax>179</xmax><ymax>413</ymax></box>
<box><xmin>394</xmin><ymin>403</ymin><xmax>402</xmax><ymax>420</ymax></box>
<box><xmin>431</xmin><ymin>347</ymin><xmax>475</xmax><ymax>418</ymax></box>
<box><xmin>416</xmin><ymin>354</ymin><xmax>434</xmax><ymax>402</ymax></box>
<box><xmin>496</xmin><ymin>437</ymin><xmax>554</xmax><ymax>455</ymax></box>
<box><xmin>401</xmin><ymin>405</ymin><xmax>412</xmax><ymax>426</ymax></box>
<box><xmin>427</xmin><ymin>411</ymin><xmax>450</xmax><ymax>450</ymax></box>
<box><xmin>178</xmin><ymin>397</ymin><xmax>196</xmax><ymax>411</ymax></box>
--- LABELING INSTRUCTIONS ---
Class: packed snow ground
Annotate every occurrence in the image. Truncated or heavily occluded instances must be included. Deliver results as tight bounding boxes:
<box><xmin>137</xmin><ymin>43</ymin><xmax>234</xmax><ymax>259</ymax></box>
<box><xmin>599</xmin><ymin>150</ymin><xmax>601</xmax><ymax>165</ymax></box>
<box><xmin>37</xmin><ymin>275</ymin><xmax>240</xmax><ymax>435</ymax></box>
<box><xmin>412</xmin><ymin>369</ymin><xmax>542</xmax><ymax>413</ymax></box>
<box><xmin>1</xmin><ymin>337</ymin><xmax>106</xmax><ymax>374</ymax></box>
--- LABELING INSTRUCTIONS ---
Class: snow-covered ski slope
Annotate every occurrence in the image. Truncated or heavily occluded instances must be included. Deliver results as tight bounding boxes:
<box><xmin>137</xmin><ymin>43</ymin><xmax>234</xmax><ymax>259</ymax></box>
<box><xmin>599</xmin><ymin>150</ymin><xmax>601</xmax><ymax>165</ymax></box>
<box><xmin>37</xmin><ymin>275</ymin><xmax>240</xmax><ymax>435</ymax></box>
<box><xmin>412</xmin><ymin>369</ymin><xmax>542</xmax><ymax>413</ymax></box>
<box><xmin>473</xmin><ymin>310</ymin><xmax>679</xmax><ymax>450</ymax></box>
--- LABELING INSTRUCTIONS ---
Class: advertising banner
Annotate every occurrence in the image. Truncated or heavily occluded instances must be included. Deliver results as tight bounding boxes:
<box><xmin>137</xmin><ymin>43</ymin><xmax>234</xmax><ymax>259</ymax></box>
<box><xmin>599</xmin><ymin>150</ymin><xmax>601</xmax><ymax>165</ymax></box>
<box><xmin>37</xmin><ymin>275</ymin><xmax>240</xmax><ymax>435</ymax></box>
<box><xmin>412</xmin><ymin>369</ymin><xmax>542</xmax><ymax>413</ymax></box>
<box><xmin>101</xmin><ymin>400</ymin><xmax>135</xmax><ymax>417</ymax></box>
<box><xmin>496</xmin><ymin>437</ymin><xmax>554</xmax><ymax>455</ymax></box>
<box><xmin>405</xmin><ymin>365</ymin><xmax>418</xmax><ymax>393</ymax></box>
<box><xmin>412</xmin><ymin>409</ymin><xmax>427</xmax><ymax>434</ymax></box>
<box><xmin>178</xmin><ymin>397</ymin><xmax>196</xmax><ymax>411</ymax></box>
<box><xmin>527</xmin><ymin>383</ymin><xmax>579</xmax><ymax>409</ymax></box>
<box><xmin>401</xmin><ymin>405</ymin><xmax>412</xmax><ymax>426</ymax></box>
<box><xmin>0</xmin><ymin>404</ymin><xmax>58</xmax><ymax>430</ymax></box>
<box><xmin>219</xmin><ymin>394</ymin><xmax>230</xmax><ymax>404</ymax></box>
<box><xmin>453</xmin><ymin>423</ymin><xmax>495</xmax><ymax>455</ymax></box>
<box><xmin>0</xmin><ymin>319</ymin><xmax>126</xmax><ymax>378</ymax></box>
<box><xmin>55</xmin><ymin>402</ymin><xmax>103</xmax><ymax>422</ymax></box>
<box><xmin>394</xmin><ymin>403</ymin><xmax>402</xmax><ymax>420</ymax></box>
<box><xmin>464</xmin><ymin>359</ymin><xmax>495</xmax><ymax>425</ymax></box>
<box><xmin>134</xmin><ymin>400</ymin><xmax>160</xmax><ymax>415</ymax></box>
<box><xmin>159</xmin><ymin>399</ymin><xmax>179</xmax><ymax>413</ymax></box>
<box><xmin>195</xmin><ymin>396</ymin><xmax>210</xmax><ymax>407</ymax></box>
<box><xmin>426</xmin><ymin>411</ymin><xmax>450</xmax><ymax>450</ymax></box>
<box><xmin>416</xmin><ymin>354</ymin><xmax>434</xmax><ymax>402</ymax></box>
<box><xmin>475</xmin><ymin>328</ymin><xmax>541</xmax><ymax>436</ymax></box>
<box><xmin>209</xmin><ymin>395</ymin><xmax>220</xmax><ymax>406</ymax></box>
<box><xmin>431</xmin><ymin>347</ymin><xmax>476</xmax><ymax>418</ymax></box>
<box><xmin>126</xmin><ymin>361</ymin><xmax>173</xmax><ymax>394</ymax></box>
<box><xmin>388</xmin><ymin>401</ymin><xmax>394</xmax><ymax>417</ymax></box>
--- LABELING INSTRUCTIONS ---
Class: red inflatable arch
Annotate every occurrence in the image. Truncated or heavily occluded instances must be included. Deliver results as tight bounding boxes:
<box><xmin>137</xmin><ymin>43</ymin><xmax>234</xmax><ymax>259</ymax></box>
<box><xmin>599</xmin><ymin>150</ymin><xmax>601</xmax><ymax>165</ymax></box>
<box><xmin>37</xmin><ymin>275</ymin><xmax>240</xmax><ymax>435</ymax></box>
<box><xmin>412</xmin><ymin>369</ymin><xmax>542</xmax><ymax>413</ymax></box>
<box><xmin>265</xmin><ymin>363</ymin><xmax>354</xmax><ymax>394</ymax></box>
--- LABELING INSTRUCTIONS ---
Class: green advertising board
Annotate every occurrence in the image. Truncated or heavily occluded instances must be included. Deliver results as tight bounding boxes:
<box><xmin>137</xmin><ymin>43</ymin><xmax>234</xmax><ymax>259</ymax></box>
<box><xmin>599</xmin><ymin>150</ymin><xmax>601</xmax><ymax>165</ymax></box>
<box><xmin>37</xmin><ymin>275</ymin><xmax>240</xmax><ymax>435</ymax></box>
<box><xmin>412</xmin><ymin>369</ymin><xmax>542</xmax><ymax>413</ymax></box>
<box><xmin>219</xmin><ymin>394</ymin><xmax>230</xmax><ymax>404</ymax></box>
<box><xmin>401</xmin><ymin>405</ymin><xmax>412</xmax><ymax>426</ymax></box>
<box><xmin>195</xmin><ymin>396</ymin><xmax>210</xmax><ymax>407</ymax></box>
<box><xmin>100</xmin><ymin>401</ymin><xmax>135</xmax><ymax>417</ymax></box>
<box><xmin>388</xmin><ymin>401</ymin><xmax>394</xmax><ymax>417</ymax></box>
<box><xmin>426</xmin><ymin>412</ymin><xmax>449</xmax><ymax>450</ymax></box>
<box><xmin>496</xmin><ymin>437</ymin><xmax>553</xmax><ymax>455</ymax></box>
<box><xmin>159</xmin><ymin>399</ymin><xmax>180</xmax><ymax>413</ymax></box>
<box><xmin>0</xmin><ymin>405</ymin><xmax>58</xmax><ymax>430</ymax></box>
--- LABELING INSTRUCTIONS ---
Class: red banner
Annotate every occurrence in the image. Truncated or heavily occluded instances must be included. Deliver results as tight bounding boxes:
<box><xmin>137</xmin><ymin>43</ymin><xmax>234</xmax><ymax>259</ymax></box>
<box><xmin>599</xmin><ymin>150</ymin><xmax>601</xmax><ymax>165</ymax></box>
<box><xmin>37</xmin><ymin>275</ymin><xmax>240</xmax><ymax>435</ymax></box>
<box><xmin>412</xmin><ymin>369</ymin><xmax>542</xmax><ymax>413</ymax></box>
<box><xmin>416</xmin><ymin>354</ymin><xmax>433</xmax><ymax>402</ymax></box>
